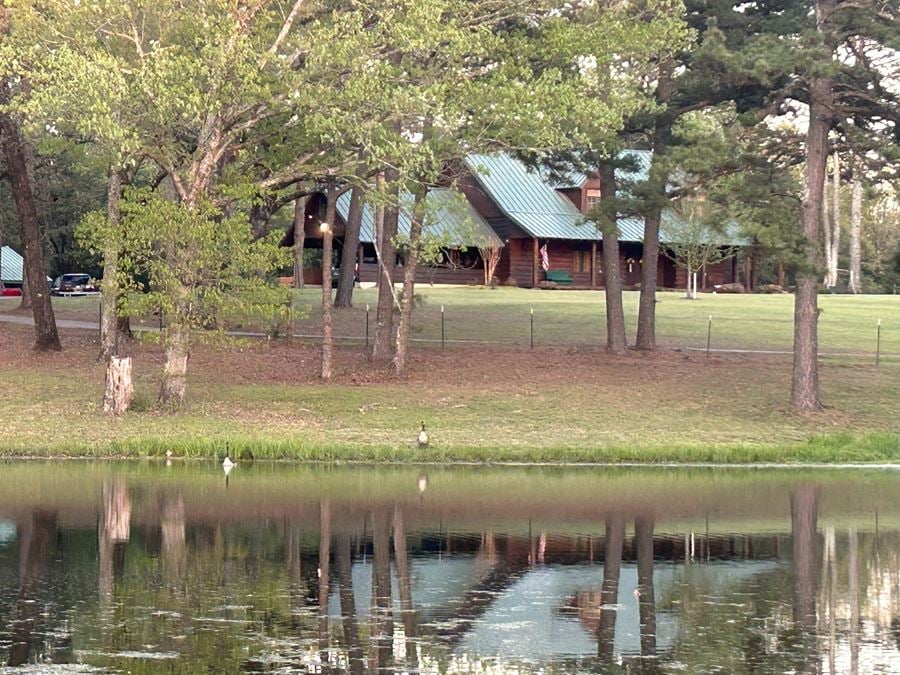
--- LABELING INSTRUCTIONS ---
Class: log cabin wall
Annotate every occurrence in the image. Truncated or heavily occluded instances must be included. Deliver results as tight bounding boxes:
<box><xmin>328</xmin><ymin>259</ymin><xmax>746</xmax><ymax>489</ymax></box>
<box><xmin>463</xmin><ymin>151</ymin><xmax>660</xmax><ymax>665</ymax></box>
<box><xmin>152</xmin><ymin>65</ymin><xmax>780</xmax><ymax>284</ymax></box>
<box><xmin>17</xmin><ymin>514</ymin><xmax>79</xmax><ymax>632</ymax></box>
<box><xmin>673</xmin><ymin>257</ymin><xmax>737</xmax><ymax>291</ymax></box>
<box><xmin>357</xmin><ymin>262</ymin><xmax>485</xmax><ymax>285</ymax></box>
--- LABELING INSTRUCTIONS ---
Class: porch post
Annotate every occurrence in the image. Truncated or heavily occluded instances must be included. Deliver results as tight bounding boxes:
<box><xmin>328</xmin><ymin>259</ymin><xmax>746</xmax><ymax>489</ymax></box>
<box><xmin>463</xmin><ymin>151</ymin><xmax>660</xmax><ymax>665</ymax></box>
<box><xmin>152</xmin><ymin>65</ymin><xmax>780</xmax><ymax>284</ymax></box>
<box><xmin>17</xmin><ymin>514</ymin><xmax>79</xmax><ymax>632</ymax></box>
<box><xmin>532</xmin><ymin>238</ymin><xmax>539</xmax><ymax>288</ymax></box>
<box><xmin>590</xmin><ymin>241</ymin><xmax>597</xmax><ymax>288</ymax></box>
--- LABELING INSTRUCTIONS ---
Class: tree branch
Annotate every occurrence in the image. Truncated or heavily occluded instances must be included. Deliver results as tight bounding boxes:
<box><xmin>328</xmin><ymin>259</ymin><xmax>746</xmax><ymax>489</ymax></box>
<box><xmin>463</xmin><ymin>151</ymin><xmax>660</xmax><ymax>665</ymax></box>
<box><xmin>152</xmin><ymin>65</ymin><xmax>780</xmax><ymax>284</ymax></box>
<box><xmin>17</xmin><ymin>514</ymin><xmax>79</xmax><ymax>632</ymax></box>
<box><xmin>267</xmin><ymin>0</ymin><xmax>305</xmax><ymax>57</ymax></box>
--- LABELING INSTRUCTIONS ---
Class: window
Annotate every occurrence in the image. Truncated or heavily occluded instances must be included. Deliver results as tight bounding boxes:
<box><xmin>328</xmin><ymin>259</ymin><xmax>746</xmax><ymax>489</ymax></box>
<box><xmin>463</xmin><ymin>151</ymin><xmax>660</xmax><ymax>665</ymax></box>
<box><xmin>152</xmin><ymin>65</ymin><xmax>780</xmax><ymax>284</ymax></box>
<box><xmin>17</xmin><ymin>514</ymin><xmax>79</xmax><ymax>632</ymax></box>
<box><xmin>574</xmin><ymin>250</ymin><xmax>590</xmax><ymax>273</ymax></box>
<box><xmin>585</xmin><ymin>189</ymin><xmax>602</xmax><ymax>212</ymax></box>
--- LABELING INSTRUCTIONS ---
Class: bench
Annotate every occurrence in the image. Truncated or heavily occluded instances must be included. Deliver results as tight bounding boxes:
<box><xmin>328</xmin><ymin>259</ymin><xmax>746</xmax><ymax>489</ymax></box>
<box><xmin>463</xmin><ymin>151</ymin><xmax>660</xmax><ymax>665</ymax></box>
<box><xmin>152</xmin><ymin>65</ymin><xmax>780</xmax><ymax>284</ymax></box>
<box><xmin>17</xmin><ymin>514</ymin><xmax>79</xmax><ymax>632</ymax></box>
<box><xmin>544</xmin><ymin>270</ymin><xmax>574</xmax><ymax>285</ymax></box>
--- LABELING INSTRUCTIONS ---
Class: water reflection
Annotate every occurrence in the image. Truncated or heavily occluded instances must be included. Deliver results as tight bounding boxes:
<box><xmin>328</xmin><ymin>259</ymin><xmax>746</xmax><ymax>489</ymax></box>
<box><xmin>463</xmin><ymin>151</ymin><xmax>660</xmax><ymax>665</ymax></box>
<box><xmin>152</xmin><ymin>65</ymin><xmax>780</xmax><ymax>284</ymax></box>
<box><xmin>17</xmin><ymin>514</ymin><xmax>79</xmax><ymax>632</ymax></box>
<box><xmin>0</xmin><ymin>463</ymin><xmax>896</xmax><ymax>673</ymax></box>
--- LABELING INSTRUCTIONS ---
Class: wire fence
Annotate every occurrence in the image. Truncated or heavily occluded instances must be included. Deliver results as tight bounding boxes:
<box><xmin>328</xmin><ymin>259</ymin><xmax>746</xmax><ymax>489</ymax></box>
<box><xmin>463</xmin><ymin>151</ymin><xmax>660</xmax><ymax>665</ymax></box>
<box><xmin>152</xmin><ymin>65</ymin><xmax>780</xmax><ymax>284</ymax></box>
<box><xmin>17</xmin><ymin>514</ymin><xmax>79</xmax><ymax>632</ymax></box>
<box><xmin>280</xmin><ymin>300</ymin><xmax>900</xmax><ymax>364</ymax></box>
<box><xmin>10</xmin><ymin>291</ymin><xmax>898</xmax><ymax>364</ymax></box>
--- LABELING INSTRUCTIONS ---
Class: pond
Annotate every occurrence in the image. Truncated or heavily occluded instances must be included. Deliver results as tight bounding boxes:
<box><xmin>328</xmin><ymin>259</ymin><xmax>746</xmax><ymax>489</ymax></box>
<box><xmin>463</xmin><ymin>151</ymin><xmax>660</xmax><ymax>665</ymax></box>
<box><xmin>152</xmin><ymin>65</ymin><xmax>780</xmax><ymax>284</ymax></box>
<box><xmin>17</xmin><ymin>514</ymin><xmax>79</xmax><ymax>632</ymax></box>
<box><xmin>0</xmin><ymin>462</ymin><xmax>897</xmax><ymax>673</ymax></box>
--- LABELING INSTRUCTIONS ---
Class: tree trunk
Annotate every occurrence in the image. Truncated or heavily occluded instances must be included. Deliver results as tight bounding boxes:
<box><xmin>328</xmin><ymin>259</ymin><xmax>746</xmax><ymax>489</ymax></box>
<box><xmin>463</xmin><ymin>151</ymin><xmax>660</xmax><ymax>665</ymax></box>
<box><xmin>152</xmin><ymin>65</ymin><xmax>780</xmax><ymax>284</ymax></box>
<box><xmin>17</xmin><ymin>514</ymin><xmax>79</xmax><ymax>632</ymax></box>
<box><xmin>292</xmin><ymin>196</ymin><xmax>307</xmax><ymax>289</ymax></box>
<box><xmin>599</xmin><ymin>165</ymin><xmax>627</xmax><ymax>354</ymax></box>
<box><xmin>392</xmin><ymin>185</ymin><xmax>428</xmax><ymax>374</ymax></box>
<box><xmin>792</xmin><ymin>25</ymin><xmax>832</xmax><ymax>412</ymax></box>
<box><xmin>848</xmin><ymin>526</ymin><xmax>859</xmax><ymax>672</ymax></box>
<box><xmin>373</xmin><ymin>172</ymin><xmax>385</xmax><ymax>286</ymax></box>
<box><xmin>635</xmin><ymin>517</ymin><xmax>657</xmax><ymax>658</ymax></box>
<box><xmin>117</xmin><ymin>314</ymin><xmax>134</xmax><ymax>341</ymax></box>
<box><xmin>321</xmin><ymin>187</ymin><xmax>337</xmax><ymax>380</ymax></box>
<box><xmin>371</xmin><ymin>171</ymin><xmax>399</xmax><ymax>361</ymax></box>
<box><xmin>370</xmin><ymin>509</ymin><xmax>394</xmax><ymax>671</ymax></box>
<box><xmin>159</xmin><ymin>320</ymin><xmax>189</xmax><ymax>405</ymax></box>
<box><xmin>100</xmin><ymin>169</ymin><xmax>124</xmax><ymax>362</ymax></box>
<box><xmin>635</xmin><ymin>61</ymin><xmax>673</xmax><ymax>352</ymax></box>
<box><xmin>822</xmin><ymin>165</ymin><xmax>834</xmax><ymax>286</ymax></box>
<box><xmin>19</xmin><ymin>274</ymin><xmax>31</xmax><ymax>309</ymax></box>
<box><xmin>317</xmin><ymin>500</ymin><xmax>331</xmax><ymax>660</ymax></box>
<box><xmin>849</xmin><ymin>170</ymin><xmax>862</xmax><ymax>294</ymax></box>
<box><xmin>830</xmin><ymin>151</ymin><xmax>841</xmax><ymax>287</ymax></box>
<box><xmin>336</xmin><ymin>533</ymin><xmax>364</xmax><ymax>675</ymax></box>
<box><xmin>393</xmin><ymin>507</ymin><xmax>419</xmax><ymax>666</ymax></box>
<box><xmin>9</xmin><ymin>510</ymin><xmax>57</xmax><ymax>667</ymax></box>
<box><xmin>103</xmin><ymin>356</ymin><xmax>133</xmax><ymax>415</ymax></box>
<box><xmin>790</xmin><ymin>485</ymin><xmax>818</xmax><ymax>626</ymax></box>
<box><xmin>0</xmin><ymin>107</ymin><xmax>60</xmax><ymax>351</ymax></box>
<box><xmin>597</xmin><ymin>515</ymin><xmax>624</xmax><ymax>662</ymax></box>
<box><xmin>335</xmin><ymin>183</ymin><xmax>365</xmax><ymax>308</ymax></box>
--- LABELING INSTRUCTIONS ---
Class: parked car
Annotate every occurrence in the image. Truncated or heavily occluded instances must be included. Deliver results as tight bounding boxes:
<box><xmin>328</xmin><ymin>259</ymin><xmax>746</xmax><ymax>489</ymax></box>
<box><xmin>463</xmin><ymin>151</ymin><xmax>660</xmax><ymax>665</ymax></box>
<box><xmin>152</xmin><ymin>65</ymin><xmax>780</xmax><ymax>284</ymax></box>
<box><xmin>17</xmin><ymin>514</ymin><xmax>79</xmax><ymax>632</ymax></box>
<box><xmin>51</xmin><ymin>273</ymin><xmax>99</xmax><ymax>296</ymax></box>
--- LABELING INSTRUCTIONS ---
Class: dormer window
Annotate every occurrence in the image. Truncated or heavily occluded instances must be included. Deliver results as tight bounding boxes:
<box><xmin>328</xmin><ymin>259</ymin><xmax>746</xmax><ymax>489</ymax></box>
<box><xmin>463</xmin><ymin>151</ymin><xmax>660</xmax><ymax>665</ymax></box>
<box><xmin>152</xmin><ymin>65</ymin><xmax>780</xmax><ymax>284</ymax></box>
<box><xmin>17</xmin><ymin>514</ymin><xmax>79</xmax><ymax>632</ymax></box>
<box><xmin>585</xmin><ymin>189</ymin><xmax>602</xmax><ymax>212</ymax></box>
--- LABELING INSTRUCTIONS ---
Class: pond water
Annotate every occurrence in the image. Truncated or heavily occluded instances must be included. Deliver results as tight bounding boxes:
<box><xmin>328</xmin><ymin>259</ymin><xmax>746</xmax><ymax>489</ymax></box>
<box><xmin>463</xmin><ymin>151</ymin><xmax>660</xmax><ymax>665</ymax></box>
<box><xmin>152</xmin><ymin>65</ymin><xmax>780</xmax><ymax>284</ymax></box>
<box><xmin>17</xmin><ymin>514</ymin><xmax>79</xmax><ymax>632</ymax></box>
<box><xmin>0</xmin><ymin>462</ymin><xmax>897</xmax><ymax>673</ymax></box>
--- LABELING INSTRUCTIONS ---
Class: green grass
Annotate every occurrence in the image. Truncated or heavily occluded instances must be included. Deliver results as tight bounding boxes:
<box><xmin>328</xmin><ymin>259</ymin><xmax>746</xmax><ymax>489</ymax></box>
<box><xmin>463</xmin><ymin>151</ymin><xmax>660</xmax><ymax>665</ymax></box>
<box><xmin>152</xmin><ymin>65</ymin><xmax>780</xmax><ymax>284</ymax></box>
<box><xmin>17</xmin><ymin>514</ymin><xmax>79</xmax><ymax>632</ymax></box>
<box><xmin>3</xmin><ymin>287</ymin><xmax>898</xmax><ymax>354</ymax></box>
<box><xmin>284</xmin><ymin>286</ymin><xmax>899</xmax><ymax>354</ymax></box>
<box><xmin>1</xmin><ymin>287</ymin><xmax>899</xmax><ymax>463</ymax></box>
<box><xmin>0</xmin><ymin>346</ymin><xmax>898</xmax><ymax>463</ymax></box>
<box><xmin>16</xmin><ymin>432</ymin><xmax>897</xmax><ymax>464</ymax></box>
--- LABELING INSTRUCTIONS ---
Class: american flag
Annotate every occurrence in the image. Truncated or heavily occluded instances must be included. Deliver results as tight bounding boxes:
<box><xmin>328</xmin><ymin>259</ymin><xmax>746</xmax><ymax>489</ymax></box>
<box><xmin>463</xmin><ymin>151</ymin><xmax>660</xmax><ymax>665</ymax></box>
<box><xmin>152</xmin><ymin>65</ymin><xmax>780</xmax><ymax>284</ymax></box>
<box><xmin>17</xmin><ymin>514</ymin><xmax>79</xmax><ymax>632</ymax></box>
<box><xmin>539</xmin><ymin>242</ymin><xmax>549</xmax><ymax>271</ymax></box>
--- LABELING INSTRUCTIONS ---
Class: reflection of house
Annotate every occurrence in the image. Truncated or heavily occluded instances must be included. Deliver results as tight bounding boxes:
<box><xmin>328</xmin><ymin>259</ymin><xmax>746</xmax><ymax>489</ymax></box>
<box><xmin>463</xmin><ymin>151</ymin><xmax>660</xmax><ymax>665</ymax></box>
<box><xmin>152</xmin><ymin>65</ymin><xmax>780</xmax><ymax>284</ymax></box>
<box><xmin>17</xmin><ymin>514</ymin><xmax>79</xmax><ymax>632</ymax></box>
<box><xmin>324</xmin><ymin>555</ymin><xmax>778</xmax><ymax>663</ymax></box>
<box><xmin>285</xmin><ymin>153</ymin><xmax>745</xmax><ymax>289</ymax></box>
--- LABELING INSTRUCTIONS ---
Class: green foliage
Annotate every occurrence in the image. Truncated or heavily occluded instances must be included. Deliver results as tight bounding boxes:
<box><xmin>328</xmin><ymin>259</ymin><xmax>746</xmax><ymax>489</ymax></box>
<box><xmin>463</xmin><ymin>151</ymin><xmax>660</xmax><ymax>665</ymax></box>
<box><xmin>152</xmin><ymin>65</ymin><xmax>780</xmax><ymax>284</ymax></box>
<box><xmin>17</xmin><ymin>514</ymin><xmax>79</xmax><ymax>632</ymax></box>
<box><xmin>862</xmin><ymin>190</ymin><xmax>900</xmax><ymax>293</ymax></box>
<box><xmin>78</xmin><ymin>190</ymin><xmax>290</xmax><ymax>340</ymax></box>
<box><xmin>663</xmin><ymin>198</ymin><xmax>741</xmax><ymax>293</ymax></box>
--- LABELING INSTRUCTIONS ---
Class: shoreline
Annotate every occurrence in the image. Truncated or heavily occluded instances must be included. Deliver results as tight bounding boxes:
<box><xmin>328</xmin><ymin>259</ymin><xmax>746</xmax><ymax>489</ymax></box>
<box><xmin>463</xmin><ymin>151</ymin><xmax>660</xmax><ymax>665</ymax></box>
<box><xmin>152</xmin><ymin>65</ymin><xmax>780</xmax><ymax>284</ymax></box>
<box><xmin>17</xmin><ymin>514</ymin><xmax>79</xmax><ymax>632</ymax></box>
<box><xmin>2</xmin><ymin>431</ymin><xmax>898</xmax><ymax>465</ymax></box>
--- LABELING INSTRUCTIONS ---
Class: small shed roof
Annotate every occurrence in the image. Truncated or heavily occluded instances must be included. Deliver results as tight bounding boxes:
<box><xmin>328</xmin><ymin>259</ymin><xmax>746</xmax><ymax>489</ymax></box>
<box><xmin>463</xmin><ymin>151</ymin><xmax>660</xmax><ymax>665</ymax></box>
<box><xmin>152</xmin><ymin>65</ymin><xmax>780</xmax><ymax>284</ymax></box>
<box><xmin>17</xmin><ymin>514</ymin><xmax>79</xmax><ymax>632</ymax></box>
<box><xmin>0</xmin><ymin>246</ymin><xmax>24</xmax><ymax>284</ymax></box>
<box><xmin>337</xmin><ymin>187</ymin><xmax>503</xmax><ymax>248</ymax></box>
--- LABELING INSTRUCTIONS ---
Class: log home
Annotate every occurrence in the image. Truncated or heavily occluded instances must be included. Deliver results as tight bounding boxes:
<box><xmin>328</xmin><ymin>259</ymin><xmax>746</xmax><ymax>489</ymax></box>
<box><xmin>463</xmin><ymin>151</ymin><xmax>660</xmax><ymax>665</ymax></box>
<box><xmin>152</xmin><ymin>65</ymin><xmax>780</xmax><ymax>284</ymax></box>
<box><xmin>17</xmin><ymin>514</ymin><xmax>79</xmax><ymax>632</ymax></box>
<box><xmin>459</xmin><ymin>152</ymin><xmax>741</xmax><ymax>290</ymax></box>
<box><xmin>283</xmin><ymin>187</ymin><xmax>502</xmax><ymax>286</ymax></box>
<box><xmin>285</xmin><ymin>152</ymin><xmax>744</xmax><ymax>290</ymax></box>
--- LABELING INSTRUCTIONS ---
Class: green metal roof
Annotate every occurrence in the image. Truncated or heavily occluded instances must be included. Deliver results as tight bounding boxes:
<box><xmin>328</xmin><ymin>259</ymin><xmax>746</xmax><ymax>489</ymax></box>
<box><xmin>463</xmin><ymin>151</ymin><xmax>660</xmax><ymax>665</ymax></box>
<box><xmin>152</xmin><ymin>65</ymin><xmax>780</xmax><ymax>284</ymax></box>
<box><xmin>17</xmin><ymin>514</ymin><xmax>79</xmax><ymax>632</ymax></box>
<box><xmin>544</xmin><ymin>150</ymin><xmax>652</xmax><ymax>189</ymax></box>
<box><xmin>0</xmin><ymin>246</ymin><xmax>23</xmax><ymax>284</ymax></box>
<box><xmin>336</xmin><ymin>187</ymin><xmax>502</xmax><ymax>248</ymax></box>
<box><xmin>466</xmin><ymin>153</ymin><xmax>601</xmax><ymax>241</ymax></box>
<box><xmin>465</xmin><ymin>153</ymin><xmax>746</xmax><ymax>246</ymax></box>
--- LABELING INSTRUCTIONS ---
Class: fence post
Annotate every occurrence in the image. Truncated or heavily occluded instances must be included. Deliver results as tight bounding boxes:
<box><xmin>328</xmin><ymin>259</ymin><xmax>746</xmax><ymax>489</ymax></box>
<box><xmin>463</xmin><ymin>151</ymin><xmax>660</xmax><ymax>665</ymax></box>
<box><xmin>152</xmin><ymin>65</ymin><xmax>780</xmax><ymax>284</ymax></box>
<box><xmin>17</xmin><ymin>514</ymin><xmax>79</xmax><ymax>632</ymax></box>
<box><xmin>706</xmin><ymin>315</ymin><xmax>712</xmax><ymax>357</ymax></box>
<box><xmin>365</xmin><ymin>304</ymin><xmax>370</xmax><ymax>350</ymax></box>
<box><xmin>286</xmin><ymin>295</ymin><xmax>293</xmax><ymax>341</ymax></box>
<box><xmin>876</xmin><ymin>318</ymin><xmax>881</xmax><ymax>367</ymax></box>
<box><xmin>530</xmin><ymin>307</ymin><xmax>534</xmax><ymax>350</ymax></box>
<box><xmin>441</xmin><ymin>305</ymin><xmax>445</xmax><ymax>348</ymax></box>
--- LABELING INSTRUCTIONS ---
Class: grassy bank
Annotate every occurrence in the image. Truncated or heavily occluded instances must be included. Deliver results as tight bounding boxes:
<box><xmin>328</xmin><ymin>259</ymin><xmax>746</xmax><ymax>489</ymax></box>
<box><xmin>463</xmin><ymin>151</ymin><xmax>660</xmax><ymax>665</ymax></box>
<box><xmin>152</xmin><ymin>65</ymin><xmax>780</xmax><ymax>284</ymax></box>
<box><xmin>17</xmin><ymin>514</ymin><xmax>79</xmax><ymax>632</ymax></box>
<box><xmin>13</xmin><ymin>431</ymin><xmax>899</xmax><ymax>464</ymax></box>
<box><xmin>1</xmin><ymin>318</ymin><xmax>898</xmax><ymax>463</ymax></box>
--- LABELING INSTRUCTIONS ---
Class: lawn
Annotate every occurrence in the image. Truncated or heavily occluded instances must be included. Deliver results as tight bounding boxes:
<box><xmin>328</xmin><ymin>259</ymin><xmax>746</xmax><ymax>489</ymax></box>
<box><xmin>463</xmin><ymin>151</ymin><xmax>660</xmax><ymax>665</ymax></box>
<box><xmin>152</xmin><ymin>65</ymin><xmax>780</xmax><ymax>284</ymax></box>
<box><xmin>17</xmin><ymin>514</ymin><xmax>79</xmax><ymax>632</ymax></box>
<box><xmin>0</xmin><ymin>285</ymin><xmax>899</xmax><ymax>462</ymax></box>
<box><xmin>283</xmin><ymin>286</ymin><xmax>899</xmax><ymax>355</ymax></box>
<box><xmin>5</xmin><ymin>287</ymin><xmax>897</xmax><ymax>356</ymax></box>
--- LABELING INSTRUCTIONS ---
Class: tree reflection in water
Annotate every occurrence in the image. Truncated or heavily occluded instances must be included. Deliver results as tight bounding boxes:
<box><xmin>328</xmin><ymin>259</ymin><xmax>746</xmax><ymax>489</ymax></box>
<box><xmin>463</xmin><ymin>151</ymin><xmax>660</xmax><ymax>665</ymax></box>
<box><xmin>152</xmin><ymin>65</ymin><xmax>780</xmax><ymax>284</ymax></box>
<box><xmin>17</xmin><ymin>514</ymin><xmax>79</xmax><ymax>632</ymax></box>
<box><xmin>8</xmin><ymin>510</ymin><xmax>57</xmax><ymax>667</ymax></box>
<box><xmin>0</xmin><ymin>465</ymin><xmax>897</xmax><ymax>672</ymax></box>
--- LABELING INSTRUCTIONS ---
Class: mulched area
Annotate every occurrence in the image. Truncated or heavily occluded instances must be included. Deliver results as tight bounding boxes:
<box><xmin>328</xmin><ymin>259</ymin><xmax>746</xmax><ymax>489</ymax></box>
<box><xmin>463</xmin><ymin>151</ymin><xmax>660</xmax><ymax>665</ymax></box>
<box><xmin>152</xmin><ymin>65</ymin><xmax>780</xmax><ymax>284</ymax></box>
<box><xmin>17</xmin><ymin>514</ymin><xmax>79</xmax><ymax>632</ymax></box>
<box><xmin>0</xmin><ymin>321</ymin><xmax>787</xmax><ymax>392</ymax></box>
